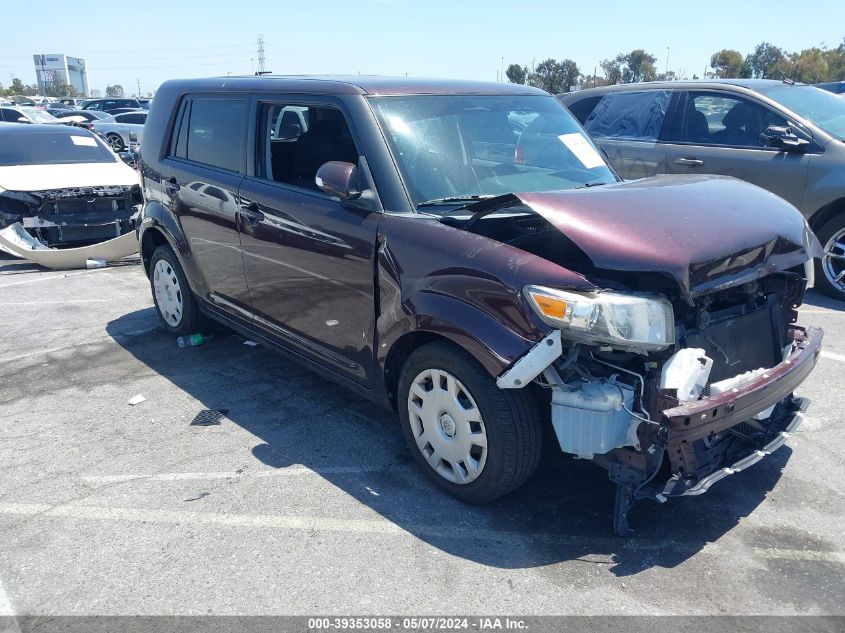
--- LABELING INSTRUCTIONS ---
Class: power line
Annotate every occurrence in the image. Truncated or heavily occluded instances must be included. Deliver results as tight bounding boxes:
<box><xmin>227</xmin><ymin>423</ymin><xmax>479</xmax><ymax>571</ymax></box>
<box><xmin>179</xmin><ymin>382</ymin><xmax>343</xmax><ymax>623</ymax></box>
<box><xmin>0</xmin><ymin>43</ymin><xmax>256</xmax><ymax>54</ymax></box>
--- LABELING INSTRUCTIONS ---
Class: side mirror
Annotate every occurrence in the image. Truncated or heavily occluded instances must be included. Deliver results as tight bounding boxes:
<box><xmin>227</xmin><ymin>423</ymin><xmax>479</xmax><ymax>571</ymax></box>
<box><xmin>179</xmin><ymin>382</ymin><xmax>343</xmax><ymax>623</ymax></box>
<box><xmin>759</xmin><ymin>125</ymin><xmax>810</xmax><ymax>152</ymax></box>
<box><xmin>17</xmin><ymin>117</ymin><xmax>31</xmax><ymax>123</ymax></box>
<box><xmin>315</xmin><ymin>161</ymin><xmax>360</xmax><ymax>200</ymax></box>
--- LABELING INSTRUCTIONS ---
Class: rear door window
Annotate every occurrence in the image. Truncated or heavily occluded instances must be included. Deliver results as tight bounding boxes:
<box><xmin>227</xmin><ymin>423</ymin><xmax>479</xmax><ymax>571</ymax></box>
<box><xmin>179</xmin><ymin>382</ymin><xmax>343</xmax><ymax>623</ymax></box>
<box><xmin>584</xmin><ymin>90</ymin><xmax>672</xmax><ymax>141</ymax></box>
<box><xmin>168</xmin><ymin>96</ymin><xmax>248</xmax><ymax>172</ymax></box>
<box><xmin>117</xmin><ymin>112</ymin><xmax>146</xmax><ymax>124</ymax></box>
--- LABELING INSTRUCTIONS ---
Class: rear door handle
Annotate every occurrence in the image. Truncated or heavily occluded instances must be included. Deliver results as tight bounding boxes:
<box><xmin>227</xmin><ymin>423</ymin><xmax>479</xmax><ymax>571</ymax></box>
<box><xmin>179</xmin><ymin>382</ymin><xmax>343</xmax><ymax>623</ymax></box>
<box><xmin>239</xmin><ymin>202</ymin><xmax>264</xmax><ymax>225</ymax></box>
<box><xmin>675</xmin><ymin>157</ymin><xmax>704</xmax><ymax>167</ymax></box>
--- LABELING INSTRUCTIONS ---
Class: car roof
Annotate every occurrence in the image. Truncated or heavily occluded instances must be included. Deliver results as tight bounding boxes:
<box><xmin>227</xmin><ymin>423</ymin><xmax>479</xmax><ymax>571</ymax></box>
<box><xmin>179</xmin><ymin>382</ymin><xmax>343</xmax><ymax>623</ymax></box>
<box><xmin>559</xmin><ymin>78</ymin><xmax>807</xmax><ymax>99</ymax></box>
<box><xmin>159</xmin><ymin>75</ymin><xmax>549</xmax><ymax>97</ymax></box>
<box><xmin>0</xmin><ymin>123</ymin><xmax>93</xmax><ymax>135</ymax></box>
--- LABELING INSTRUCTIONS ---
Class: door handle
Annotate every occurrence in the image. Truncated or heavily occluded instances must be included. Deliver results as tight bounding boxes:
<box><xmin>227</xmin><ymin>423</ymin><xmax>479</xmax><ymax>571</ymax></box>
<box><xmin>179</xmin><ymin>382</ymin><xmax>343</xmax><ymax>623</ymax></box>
<box><xmin>164</xmin><ymin>177</ymin><xmax>180</xmax><ymax>194</ymax></box>
<box><xmin>675</xmin><ymin>157</ymin><xmax>704</xmax><ymax>167</ymax></box>
<box><xmin>239</xmin><ymin>202</ymin><xmax>264</xmax><ymax>225</ymax></box>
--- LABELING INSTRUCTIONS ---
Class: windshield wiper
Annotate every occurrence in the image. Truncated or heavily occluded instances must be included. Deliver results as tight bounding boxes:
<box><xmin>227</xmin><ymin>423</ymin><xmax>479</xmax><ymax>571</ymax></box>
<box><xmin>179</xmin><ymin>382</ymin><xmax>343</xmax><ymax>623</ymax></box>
<box><xmin>417</xmin><ymin>195</ymin><xmax>496</xmax><ymax>208</ymax></box>
<box><xmin>573</xmin><ymin>181</ymin><xmax>612</xmax><ymax>190</ymax></box>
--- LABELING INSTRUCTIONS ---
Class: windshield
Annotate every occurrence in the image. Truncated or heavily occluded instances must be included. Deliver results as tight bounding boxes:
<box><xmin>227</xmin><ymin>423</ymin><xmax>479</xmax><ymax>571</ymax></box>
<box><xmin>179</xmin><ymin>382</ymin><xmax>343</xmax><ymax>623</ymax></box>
<box><xmin>0</xmin><ymin>131</ymin><xmax>117</xmax><ymax>166</ymax></box>
<box><xmin>757</xmin><ymin>84</ymin><xmax>845</xmax><ymax>140</ymax></box>
<box><xmin>369</xmin><ymin>95</ymin><xmax>616</xmax><ymax>209</ymax></box>
<box><xmin>18</xmin><ymin>107</ymin><xmax>57</xmax><ymax>123</ymax></box>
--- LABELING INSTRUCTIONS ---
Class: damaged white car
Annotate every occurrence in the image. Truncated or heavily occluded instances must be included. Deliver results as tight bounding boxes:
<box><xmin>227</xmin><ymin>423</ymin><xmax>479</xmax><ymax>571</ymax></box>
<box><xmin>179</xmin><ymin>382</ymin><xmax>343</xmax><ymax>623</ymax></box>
<box><xmin>0</xmin><ymin>123</ymin><xmax>142</xmax><ymax>248</ymax></box>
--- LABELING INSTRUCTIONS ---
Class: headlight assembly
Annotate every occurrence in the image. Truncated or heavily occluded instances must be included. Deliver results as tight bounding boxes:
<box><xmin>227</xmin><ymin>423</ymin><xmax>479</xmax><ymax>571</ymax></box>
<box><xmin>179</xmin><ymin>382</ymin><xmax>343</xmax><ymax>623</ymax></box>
<box><xmin>524</xmin><ymin>285</ymin><xmax>675</xmax><ymax>351</ymax></box>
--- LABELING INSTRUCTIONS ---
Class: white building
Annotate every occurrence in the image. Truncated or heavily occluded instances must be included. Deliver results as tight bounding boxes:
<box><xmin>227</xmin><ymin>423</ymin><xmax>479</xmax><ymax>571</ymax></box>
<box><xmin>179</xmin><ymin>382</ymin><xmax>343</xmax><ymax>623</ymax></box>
<box><xmin>33</xmin><ymin>54</ymin><xmax>89</xmax><ymax>96</ymax></box>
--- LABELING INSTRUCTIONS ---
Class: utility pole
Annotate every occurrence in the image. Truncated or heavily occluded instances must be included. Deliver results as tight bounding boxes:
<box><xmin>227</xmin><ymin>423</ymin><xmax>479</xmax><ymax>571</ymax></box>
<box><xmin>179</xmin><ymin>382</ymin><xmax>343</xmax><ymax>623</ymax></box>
<box><xmin>257</xmin><ymin>34</ymin><xmax>266</xmax><ymax>74</ymax></box>
<box><xmin>665</xmin><ymin>47</ymin><xmax>670</xmax><ymax>78</ymax></box>
<box><xmin>136</xmin><ymin>77</ymin><xmax>141</xmax><ymax>97</ymax></box>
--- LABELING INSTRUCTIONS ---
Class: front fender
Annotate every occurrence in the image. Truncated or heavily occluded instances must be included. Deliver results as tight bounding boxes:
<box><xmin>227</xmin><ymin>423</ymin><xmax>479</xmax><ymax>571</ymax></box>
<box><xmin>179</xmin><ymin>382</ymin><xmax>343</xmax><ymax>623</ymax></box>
<box><xmin>379</xmin><ymin>290</ymin><xmax>546</xmax><ymax>378</ymax></box>
<box><xmin>138</xmin><ymin>199</ymin><xmax>189</xmax><ymax>273</ymax></box>
<box><xmin>376</xmin><ymin>214</ymin><xmax>595</xmax><ymax>380</ymax></box>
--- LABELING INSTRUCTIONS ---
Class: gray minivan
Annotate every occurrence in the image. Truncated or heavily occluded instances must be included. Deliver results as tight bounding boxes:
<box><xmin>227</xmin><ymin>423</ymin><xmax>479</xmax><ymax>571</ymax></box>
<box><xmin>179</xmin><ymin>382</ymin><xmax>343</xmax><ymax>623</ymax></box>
<box><xmin>559</xmin><ymin>80</ymin><xmax>845</xmax><ymax>300</ymax></box>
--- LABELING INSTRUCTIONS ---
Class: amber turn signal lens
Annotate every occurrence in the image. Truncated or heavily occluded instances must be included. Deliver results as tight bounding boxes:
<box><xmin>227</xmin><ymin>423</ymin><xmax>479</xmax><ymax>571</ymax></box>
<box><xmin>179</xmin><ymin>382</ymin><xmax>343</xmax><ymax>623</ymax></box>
<box><xmin>529</xmin><ymin>292</ymin><xmax>568</xmax><ymax>319</ymax></box>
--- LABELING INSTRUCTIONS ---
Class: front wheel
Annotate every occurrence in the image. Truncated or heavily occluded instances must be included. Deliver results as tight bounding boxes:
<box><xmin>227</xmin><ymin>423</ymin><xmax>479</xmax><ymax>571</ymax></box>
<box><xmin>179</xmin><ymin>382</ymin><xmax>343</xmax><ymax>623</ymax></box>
<box><xmin>149</xmin><ymin>244</ymin><xmax>204</xmax><ymax>336</ymax></box>
<box><xmin>397</xmin><ymin>341</ymin><xmax>543</xmax><ymax>504</ymax></box>
<box><xmin>815</xmin><ymin>216</ymin><xmax>845</xmax><ymax>301</ymax></box>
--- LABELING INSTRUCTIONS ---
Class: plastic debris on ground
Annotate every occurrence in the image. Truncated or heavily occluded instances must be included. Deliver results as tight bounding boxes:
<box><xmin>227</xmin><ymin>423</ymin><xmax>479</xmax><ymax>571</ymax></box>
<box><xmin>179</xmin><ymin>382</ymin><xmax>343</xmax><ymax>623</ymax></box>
<box><xmin>128</xmin><ymin>394</ymin><xmax>146</xmax><ymax>406</ymax></box>
<box><xmin>0</xmin><ymin>222</ymin><xmax>138</xmax><ymax>270</ymax></box>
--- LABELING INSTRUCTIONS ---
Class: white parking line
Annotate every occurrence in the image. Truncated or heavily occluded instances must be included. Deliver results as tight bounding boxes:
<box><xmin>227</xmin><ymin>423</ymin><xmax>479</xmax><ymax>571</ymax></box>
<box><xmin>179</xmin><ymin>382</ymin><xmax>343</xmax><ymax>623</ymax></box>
<box><xmin>0</xmin><ymin>271</ymin><xmax>89</xmax><ymax>289</ymax></box>
<box><xmin>0</xmin><ymin>300</ymin><xmax>113</xmax><ymax>306</ymax></box>
<box><xmin>1</xmin><ymin>501</ymin><xmax>843</xmax><ymax>565</ymax></box>
<box><xmin>82</xmin><ymin>465</ymin><xmax>408</xmax><ymax>483</ymax></box>
<box><xmin>0</xmin><ymin>577</ymin><xmax>21</xmax><ymax>633</ymax></box>
<box><xmin>821</xmin><ymin>350</ymin><xmax>845</xmax><ymax>363</ymax></box>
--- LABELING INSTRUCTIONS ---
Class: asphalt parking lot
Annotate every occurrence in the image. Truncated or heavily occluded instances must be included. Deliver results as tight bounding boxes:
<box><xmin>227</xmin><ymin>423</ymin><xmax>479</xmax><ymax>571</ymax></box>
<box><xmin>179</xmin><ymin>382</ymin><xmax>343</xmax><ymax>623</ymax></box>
<box><xmin>0</xmin><ymin>257</ymin><xmax>843</xmax><ymax>617</ymax></box>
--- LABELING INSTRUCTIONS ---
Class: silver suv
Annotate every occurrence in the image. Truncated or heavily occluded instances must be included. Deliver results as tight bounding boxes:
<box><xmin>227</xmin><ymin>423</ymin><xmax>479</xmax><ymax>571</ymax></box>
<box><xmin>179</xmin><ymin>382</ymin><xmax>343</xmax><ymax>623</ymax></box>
<box><xmin>559</xmin><ymin>79</ymin><xmax>845</xmax><ymax>300</ymax></box>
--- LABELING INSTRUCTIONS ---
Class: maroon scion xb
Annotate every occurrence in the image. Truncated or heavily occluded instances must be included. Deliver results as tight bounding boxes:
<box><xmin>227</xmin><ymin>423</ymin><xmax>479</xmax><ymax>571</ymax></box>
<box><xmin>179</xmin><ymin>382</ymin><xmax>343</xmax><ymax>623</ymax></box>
<box><xmin>137</xmin><ymin>76</ymin><xmax>823</xmax><ymax>533</ymax></box>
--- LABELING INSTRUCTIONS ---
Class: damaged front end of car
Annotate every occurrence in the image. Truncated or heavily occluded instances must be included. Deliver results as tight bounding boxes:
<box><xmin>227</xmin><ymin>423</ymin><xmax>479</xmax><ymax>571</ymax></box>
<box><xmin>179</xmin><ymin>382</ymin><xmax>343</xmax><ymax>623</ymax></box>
<box><xmin>450</xmin><ymin>176</ymin><xmax>824</xmax><ymax>534</ymax></box>
<box><xmin>0</xmin><ymin>184</ymin><xmax>142</xmax><ymax>246</ymax></box>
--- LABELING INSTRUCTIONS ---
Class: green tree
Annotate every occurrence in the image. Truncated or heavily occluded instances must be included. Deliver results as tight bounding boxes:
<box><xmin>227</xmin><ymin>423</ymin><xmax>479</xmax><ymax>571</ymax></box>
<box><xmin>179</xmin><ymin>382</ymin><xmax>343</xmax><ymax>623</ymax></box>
<box><xmin>622</xmin><ymin>49</ymin><xmax>657</xmax><ymax>83</ymax></box>
<box><xmin>824</xmin><ymin>40</ymin><xmax>845</xmax><ymax>80</ymax></box>
<box><xmin>43</xmin><ymin>80</ymin><xmax>77</xmax><ymax>98</ymax></box>
<box><xmin>747</xmin><ymin>42</ymin><xmax>786</xmax><ymax>78</ymax></box>
<box><xmin>600</xmin><ymin>54</ymin><xmax>625</xmax><ymax>85</ymax></box>
<box><xmin>710</xmin><ymin>49</ymin><xmax>746</xmax><ymax>78</ymax></box>
<box><xmin>105</xmin><ymin>84</ymin><xmax>124</xmax><ymax>97</ymax></box>
<box><xmin>505</xmin><ymin>63</ymin><xmax>527</xmax><ymax>85</ymax></box>
<box><xmin>527</xmin><ymin>58</ymin><xmax>580</xmax><ymax>94</ymax></box>
<box><xmin>7</xmin><ymin>78</ymin><xmax>26</xmax><ymax>96</ymax></box>
<box><xmin>787</xmin><ymin>47</ymin><xmax>830</xmax><ymax>83</ymax></box>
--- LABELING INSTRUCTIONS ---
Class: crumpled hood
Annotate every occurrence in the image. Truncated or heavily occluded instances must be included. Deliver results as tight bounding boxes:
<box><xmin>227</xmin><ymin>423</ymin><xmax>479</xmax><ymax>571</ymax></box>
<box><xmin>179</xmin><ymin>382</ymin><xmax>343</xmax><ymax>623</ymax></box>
<box><xmin>508</xmin><ymin>175</ymin><xmax>820</xmax><ymax>298</ymax></box>
<box><xmin>0</xmin><ymin>161</ymin><xmax>139</xmax><ymax>192</ymax></box>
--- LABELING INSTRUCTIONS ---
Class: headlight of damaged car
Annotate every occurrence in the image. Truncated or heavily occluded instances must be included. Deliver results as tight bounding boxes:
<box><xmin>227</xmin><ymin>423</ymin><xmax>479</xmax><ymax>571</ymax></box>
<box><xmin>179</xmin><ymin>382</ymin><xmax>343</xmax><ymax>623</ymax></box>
<box><xmin>524</xmin><ymin>285</ymin><xmax>674</xmax><ymax>351</ymax></box>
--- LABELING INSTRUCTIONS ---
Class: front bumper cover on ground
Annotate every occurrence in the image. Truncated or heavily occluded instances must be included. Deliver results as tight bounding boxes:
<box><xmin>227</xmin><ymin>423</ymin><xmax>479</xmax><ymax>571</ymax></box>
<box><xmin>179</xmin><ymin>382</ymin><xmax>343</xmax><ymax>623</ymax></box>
<box><xmin>0</xmin><ymin>222</ymin><xmax>138</xmax><ymax>269</ymax></box>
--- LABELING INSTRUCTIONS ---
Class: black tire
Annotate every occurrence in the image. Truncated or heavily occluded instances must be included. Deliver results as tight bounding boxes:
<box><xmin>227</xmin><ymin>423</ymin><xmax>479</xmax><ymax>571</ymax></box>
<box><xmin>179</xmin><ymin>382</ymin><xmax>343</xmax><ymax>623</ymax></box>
<box><xmin>814</xmin><ymin>215</ymin><xmax>845</xmax><ymax>301</ymax></box>
<box><xmin>149</xmin><ymin>244</ymin><xmax>204</xmax><ymax>336</ymax></box>
<box><xmin>106</xmin><ymin>133</ymin><xmax>124</xmax><ymax>152</ymax></box>
<box><xmin>397</xmin><ymin>341</ymin><xmax>543</xmax><ymax>504</ymax></box>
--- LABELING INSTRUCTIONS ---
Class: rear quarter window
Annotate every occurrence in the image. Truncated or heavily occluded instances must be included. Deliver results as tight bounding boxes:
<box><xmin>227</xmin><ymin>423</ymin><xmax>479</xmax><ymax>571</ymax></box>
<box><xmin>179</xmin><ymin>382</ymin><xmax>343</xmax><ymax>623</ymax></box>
<box><xmin>168</xmin><ymin>96</ymin><xmax>248</xmax><ymax>173</ymax></box>
<box><xmin>584</xmin><ymin>90</ymin><xmax>672</xmax><ymax>142</ymax></box>
<box><xmin>566</xmin><ymin>96</ymin><xmax>602</xmax><ymax>125</ymax></box>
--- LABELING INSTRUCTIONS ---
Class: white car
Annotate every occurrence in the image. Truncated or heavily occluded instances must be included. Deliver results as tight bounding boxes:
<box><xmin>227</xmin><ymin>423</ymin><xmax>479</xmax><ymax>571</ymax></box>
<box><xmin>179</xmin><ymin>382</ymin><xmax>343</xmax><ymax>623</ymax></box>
<box><xmin>91</xmin><ymin>110</ymin><xmax>147</xmax><ymax>151</ymax></box>
<box><xmin>0</xmin><ymin>123</ymin><xmax>141</xmax><ymax>246</ymax></box>
<box><xmin>0</xmin><ymin>105</ymin><xmax>57</xmax><ymax>124</ymax></box>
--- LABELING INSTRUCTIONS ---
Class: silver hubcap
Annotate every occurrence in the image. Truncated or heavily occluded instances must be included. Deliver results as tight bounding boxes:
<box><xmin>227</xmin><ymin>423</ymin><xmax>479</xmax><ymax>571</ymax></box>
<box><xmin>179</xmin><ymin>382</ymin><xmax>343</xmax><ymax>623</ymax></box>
<box><xmin>107</xmin><ymin>134</ymin><xmax>122</xmax><ymax>150</ymax></box>
<box><xmin>407</xmin><ymin>368</ymin><xmax>488</xmax><ymax>484</ymax></box>
<box><xmin>823</xmin><ymin>227</ymin><xmax>845</xmax><ymax>293</ymax></box>
<box><xmin>153</xmin><ymin>259</ymin><xmax>183</xmax><ymax>327</ymax></box>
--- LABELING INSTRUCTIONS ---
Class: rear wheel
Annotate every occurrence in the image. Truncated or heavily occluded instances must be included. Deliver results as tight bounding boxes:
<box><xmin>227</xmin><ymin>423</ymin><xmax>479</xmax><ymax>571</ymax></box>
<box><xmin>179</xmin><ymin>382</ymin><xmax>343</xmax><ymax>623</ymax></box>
<box><xmin>150</xmin><ymin>244</ymin><xmax>203</xmax><ymax>336</ymax></box>
<box><xmin>106</xmin><ymin>133</ymin><xmax>124</xmax><ymax>152</ymax></box>
<box><xmin>397</xmin><ymin>341</ymin><xmax>542</xmax><ymax>504</ymax></box>
<box><xmin>815</xmin><ymin>216</ymin><xmax>845</xmax><ymax>300</ymax></box>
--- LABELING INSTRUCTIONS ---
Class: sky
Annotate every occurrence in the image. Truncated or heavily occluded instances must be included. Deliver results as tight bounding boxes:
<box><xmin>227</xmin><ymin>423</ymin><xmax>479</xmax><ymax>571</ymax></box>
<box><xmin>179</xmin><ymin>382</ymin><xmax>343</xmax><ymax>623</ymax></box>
<box><xmin>1</xmin><ymin>0</ymin><xmax>843</xmax><ymax>96</ymax></box>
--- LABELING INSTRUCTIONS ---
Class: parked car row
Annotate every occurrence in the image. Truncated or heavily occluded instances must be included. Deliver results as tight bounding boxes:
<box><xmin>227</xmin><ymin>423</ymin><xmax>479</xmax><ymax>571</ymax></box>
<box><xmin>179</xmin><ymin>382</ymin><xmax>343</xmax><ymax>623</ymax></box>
<box><xmin>558</xmin><ymin>79</ymin><xmax>845</xmax><ymax>300</ymax></box>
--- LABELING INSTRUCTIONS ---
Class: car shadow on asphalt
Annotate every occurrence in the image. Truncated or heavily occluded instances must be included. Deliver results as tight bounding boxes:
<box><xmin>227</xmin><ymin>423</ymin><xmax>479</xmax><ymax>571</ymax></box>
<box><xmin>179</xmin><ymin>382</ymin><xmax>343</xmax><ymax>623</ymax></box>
<box><xmin>107</xmin><ymin>308</ymin><xmax>791</xmax><ymax>576</ymax></box>
<box><xmin>804</xmin><ymin>289</ymin><xmax>845</xmax><ymax>310</ymax></box>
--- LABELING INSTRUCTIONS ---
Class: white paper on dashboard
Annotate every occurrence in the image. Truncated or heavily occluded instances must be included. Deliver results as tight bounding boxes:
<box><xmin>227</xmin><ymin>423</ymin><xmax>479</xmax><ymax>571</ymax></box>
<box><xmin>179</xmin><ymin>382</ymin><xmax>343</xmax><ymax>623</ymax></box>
<box><xmin>558</xmin><ymin>133</ymin><xmax>605</xmax><ymax>169</ymax></box>
<box><xmin>70</xmin><ymin>136</ymin><xmax>98</xmax><ymax>147</ymax></box>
